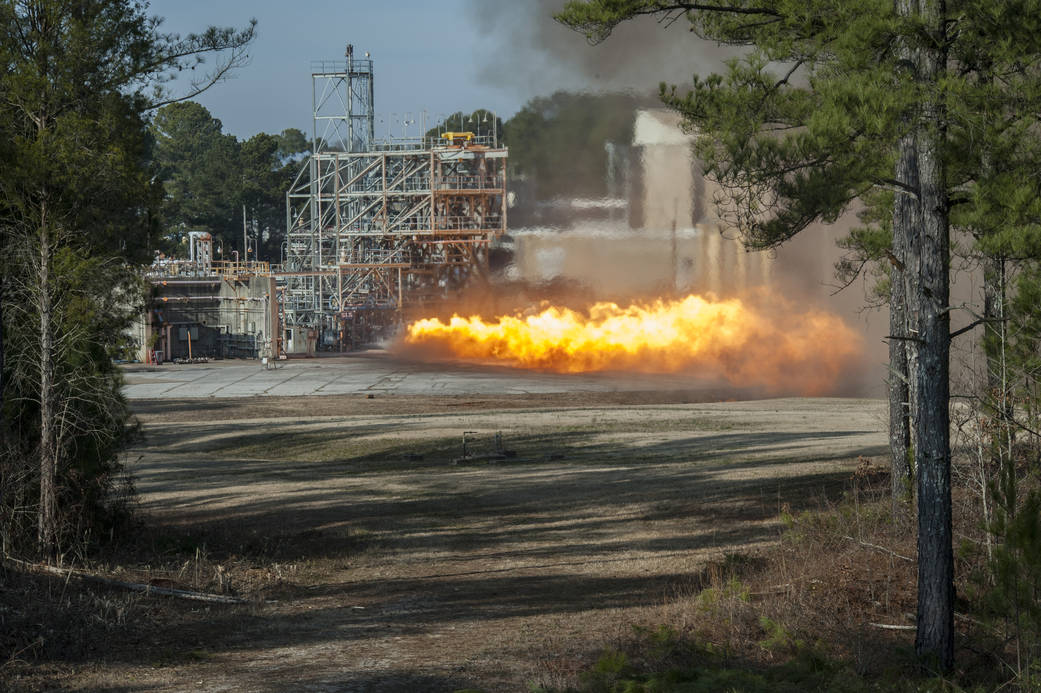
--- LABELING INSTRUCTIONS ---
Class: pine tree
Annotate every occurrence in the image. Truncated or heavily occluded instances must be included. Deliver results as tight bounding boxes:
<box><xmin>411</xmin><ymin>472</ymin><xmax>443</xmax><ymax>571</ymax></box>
<box><xmin>0</xmin><ymin>0</ymin><xmax>254</xmax><ymax>557</ymax></box>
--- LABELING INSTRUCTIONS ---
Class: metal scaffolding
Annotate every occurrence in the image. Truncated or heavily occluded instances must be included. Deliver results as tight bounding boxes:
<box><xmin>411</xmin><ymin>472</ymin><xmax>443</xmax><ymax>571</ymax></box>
<box><xmin>280</xmin><ymin>45</ymin><xmax>508</xmax><ymax>351</ymax></box>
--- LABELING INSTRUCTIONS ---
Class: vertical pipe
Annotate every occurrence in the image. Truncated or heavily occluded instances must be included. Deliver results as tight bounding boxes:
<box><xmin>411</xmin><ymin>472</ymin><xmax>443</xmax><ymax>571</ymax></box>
<box><xmin>242</xmin><ymin>204</ymin><xmax>248</xmax><ymax>268</ymax></box>
<box><xmin>368</xmin><ymin>62</ymin><xmax>375</xmax><ymax>147</ymax></box>
<box><xmin>347</xmin><ymin>70</ymin><xmax>354</xmax><ymax>152</ymax></box>
<box><xmin>335</xmin><ymin>153</ymin><xmax>342</xmax><ymax>263</ymax></box>
<box><xmin>315</xmin><ymin>155</ymin><xmax>323</xmax><ymax>323</ymax></box>
<box><xmin>285</xmin><ymin>188</ymin><xmax>292</xmax><ymax>267</ymax></box>
<box><xmin>501</xmin><ymin>158</ymin><xmax>507</xmax><ymax>234</ymax></box>
<box><xmin>430</xmin><ymin>150</ymin><xmax>437</xmax><ymax>233</ymax></box>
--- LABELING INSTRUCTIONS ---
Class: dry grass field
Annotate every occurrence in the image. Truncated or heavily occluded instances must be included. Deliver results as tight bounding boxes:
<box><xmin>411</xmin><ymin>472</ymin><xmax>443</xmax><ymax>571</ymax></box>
<box><xmin>4</xmin><ymin>391</ymin><xmax>889</xmax><ymax>692</ymax></box>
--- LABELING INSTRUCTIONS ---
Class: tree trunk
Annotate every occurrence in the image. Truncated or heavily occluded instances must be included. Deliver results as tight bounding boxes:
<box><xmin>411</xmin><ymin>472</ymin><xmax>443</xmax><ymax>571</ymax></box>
<box><xmin>0</xmin><ymin>271</ymin><xmax>5</xmax><ymax>430</ymax></box>
<box><xmin>37</xmin><ymin>205</ymin><xmax>57</xmax><ymax>556</ymax></box>
<box><xmin>911</xmin><ymin>132</ymin><xmax>954</xmax><ymax>672</ymax></box>
<box><xmin>890</xmin><ymin>131</ymin><xmax>916</xmax><ymax>518</ymax></box>
<box><xmin>983</xmin><ymin>255</ymin><xmax>1013</xmax><ymax>452</ymax></box>
<box><xmin>982</xmin><ymin>261</ymin><xmax>1003</xmax><ymax>400</ymax></box>
<box><xmin>908</xmin><ymin>2</ymin><xmax>954</xmax><ymax>666</ymax></box>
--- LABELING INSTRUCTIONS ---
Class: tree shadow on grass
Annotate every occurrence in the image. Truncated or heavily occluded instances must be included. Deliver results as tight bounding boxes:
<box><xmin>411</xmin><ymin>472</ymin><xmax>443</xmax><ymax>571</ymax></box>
<box><xmin>121</xmin><ymin>418</ymin><xmax>885</xmax><ymax>573</ymax></box>
<box><xmin>14</xmin><ymin>411</ymin><xmax>887</xmax><ymax>689</ymax></box>
<box><xmin>9</xmin><ymin>545</ymin><xmax>773</xmax><ymax>679</ymax></box>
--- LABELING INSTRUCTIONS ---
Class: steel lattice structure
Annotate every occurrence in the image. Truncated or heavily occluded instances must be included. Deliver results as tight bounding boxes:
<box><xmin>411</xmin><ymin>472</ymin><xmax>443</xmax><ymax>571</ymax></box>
<box><xmin>280</xmin><ymin>46</ymin><xmax>507</xmax><ymax>350</ymax></box>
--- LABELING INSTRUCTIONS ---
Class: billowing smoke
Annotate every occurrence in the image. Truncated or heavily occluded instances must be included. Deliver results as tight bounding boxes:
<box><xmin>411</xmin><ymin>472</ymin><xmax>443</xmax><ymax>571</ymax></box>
<box><xmin>468</xmin><ymin>0</ymin><xmax>742</xmax><ymax>96</ymax></box>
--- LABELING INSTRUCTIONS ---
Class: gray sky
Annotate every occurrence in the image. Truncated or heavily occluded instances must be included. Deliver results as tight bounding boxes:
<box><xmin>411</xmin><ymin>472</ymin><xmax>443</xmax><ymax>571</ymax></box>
<box><xmin>147</xmin><ymin>0</ymin><xmax>733</xmax><ymax>140</ymax></box>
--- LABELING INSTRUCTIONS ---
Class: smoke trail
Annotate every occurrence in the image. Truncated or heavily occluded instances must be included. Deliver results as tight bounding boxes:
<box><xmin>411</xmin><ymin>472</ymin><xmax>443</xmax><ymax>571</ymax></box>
<box><xmin>467</xmin><ymin>0</ymin><xmax>742</xmax><ymax>97</ymax></box>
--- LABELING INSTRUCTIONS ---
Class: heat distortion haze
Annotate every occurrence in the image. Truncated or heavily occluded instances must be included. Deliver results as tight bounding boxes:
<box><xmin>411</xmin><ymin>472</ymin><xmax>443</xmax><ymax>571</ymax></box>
<box><xmin>402</xmin><ymin>290</ymin><xmax>863</xmax><ymax>396</ymax></box>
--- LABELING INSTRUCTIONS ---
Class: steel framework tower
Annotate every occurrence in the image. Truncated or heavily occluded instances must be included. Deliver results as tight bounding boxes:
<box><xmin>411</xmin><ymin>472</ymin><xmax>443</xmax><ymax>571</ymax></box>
<box><xmin>280</xmin><ymin>46</ymin><xmax>507</xmax><ymax>351</ymax></box>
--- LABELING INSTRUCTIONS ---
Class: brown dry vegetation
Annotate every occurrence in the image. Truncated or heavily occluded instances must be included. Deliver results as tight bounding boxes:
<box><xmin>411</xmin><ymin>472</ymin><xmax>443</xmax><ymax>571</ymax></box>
<box><xmin>0</xmin><ymin>392</ymin><xmax>1004</xmax><ymax>691</ymax></box>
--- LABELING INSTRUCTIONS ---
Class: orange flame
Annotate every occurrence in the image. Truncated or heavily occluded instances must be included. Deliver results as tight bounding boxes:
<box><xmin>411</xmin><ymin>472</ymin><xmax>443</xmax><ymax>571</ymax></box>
<box><xmin>404</xmin><ymin>293</ymin><xmax>863</xmax><ymax>395</ymax></box>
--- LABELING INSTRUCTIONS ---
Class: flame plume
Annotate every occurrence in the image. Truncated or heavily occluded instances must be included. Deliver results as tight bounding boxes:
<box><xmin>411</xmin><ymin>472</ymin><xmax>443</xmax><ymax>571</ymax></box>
<box><xmin>404</xmin><ymin>293</ymin><xmax>863</xmax><ymax>396</ymax></box>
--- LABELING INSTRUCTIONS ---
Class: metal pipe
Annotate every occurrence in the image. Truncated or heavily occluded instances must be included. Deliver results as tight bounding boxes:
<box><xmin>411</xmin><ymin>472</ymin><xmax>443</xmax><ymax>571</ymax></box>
<box><xmin>157</xmin><ymin>296</ymin><xmax>266</xmax><ymax>302</ymax></box>
<box><xmin>243</xmin><ymin>204</ymin><xmax>248</xmax><ymax>265</ymax></box>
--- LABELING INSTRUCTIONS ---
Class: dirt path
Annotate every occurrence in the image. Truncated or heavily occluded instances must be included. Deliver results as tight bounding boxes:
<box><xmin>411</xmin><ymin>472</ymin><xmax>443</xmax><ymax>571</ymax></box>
<box><xmin>73</xmin><ymin>395</ymin><xmax>885</xmax><ymax>691</ymax></box>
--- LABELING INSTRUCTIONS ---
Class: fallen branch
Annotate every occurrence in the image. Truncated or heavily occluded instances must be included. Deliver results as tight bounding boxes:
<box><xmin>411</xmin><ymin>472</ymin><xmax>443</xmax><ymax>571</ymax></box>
<box><xmin>842</xmin><ymin>536</ymin><xmax>914</xmax><ymax>562</ymax></box>
<box><xmin>3</xmin><ymin>558</ymin><xmax>248</xmax><ymax>604</ymax></box>
<box><xmin>1</xmin><ymin>637</ymin><xmax>44</xmax><ymax>671</ymax></box>
<box><xmin>869</xmin><ymin>622</ymin><xmax>915</xmax><ymax>631</ymax></box>
<box><xmin>955</xmin><ymin>611</ymin><xmax>992</xmax><ymax>630</ymax></box>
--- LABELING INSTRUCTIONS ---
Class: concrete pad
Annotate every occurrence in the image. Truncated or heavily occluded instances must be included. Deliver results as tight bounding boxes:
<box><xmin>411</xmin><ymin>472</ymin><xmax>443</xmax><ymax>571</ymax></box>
<box><xmin>121</xmin><ymin>351</ymin><xmax>739</xmax><ymax>400</ymax></box>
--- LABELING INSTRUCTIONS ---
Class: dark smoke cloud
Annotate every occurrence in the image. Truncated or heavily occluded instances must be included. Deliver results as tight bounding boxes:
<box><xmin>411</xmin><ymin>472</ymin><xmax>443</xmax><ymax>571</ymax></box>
<box><xmin>468</xmin><ymin>0</ymin><xmax>742</xmax><ymax>100</ymax></box>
